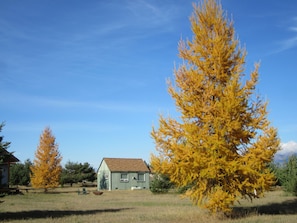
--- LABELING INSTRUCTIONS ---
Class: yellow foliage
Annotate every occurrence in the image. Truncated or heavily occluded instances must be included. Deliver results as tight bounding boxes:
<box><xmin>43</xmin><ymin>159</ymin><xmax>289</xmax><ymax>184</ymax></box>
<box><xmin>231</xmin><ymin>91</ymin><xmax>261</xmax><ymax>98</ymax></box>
<box><xmin>151</xmin><ymin>0</ymin><xmax>279</xmax><ymax>214</ymax></box>
<box><xmin>30</xmin><ymin>127</ymin><xmax>62</xmax><ymax>192</ymax></box>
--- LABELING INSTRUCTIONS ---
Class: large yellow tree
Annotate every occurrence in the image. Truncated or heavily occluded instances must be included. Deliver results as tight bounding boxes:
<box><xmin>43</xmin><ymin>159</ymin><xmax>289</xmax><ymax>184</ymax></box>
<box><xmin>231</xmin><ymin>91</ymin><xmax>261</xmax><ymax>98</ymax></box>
<box><xmin>151</xmin><ymin>0</ymin><xmax>279</xmax><ymax>214</ymax></box>
<box><xmin>31</xmin><ymin>127</ymin><xmax>62</xmax><ymax>192</ymax></box>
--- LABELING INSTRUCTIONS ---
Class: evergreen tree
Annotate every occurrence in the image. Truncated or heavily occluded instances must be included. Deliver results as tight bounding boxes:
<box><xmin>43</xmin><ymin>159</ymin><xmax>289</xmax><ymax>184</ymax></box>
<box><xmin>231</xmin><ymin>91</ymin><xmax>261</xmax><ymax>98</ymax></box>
<box><xmin>150</xmin><ymin>174</ymin><xmax>173</xmax><ymax>193</ymax></box>
<box><xmin>151</xmin><ymin>0</ymin><xmax>279</xmax><ymax>214</ymax></box>
<box><xmin>0</xmin><ymin>122</ymin><xmax>11</xmax><ymax>163</ymax></box>
<box><xmin>80</xmin><ymin>162</ymin><xmax>96</xmax><ymax>182</ymax></box>
<box><xmin>10</xmin><ymin>159</ymin><xmax>32</xmax><ymax>186</ymax></box>
<box><xmin>30</xmin><ymin>127</ymin><xmax>62</xmax><ymax>192</ymax></box>
<box><xmin>278</xmin><ymin>155</ymin><xmax>297</xmax><ymax>195</ymax></box>
<box><xmin>60</xmin><ymin>161</ymin><xmax>96</xmax><ymax>186</ymax></box>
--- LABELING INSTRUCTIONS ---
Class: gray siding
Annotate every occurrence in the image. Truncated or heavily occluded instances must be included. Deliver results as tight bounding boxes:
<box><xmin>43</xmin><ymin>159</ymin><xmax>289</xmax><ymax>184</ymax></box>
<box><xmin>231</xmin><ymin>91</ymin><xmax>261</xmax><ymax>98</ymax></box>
<box><xmin>110</xmin><ymin>172</ymin><xmax>150</xmax><ymax>190</ymax></box>
<box><xmin>97</xmin><ymin>158</ymin><xmax>150</xmax><ymax>191</ymax></box>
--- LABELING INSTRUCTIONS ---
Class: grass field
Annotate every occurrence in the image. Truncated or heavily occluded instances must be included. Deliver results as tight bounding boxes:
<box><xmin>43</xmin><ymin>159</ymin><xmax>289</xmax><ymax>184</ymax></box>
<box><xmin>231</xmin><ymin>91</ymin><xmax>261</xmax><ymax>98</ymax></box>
<box><xmin>1</xmin><ymin>187</ymin><xmax>297</xmax><ymax>223</ymax></box>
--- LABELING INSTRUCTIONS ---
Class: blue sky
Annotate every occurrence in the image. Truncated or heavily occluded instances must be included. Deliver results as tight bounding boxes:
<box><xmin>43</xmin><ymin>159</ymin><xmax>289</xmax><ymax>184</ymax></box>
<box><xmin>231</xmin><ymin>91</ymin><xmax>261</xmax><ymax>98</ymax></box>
<box><xmin>1</xmin><ymin>0</ymin><xmax>297</xmax><ymax>168</ymax></box>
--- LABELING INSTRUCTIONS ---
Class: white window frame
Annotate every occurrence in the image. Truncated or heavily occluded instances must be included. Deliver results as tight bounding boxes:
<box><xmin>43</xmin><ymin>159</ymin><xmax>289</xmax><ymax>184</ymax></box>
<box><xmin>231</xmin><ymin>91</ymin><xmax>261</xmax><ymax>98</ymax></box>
<box><xmin>120</xmin><ymin>173</ymin><xmax>129</xmax><ymax>182</ymax></box>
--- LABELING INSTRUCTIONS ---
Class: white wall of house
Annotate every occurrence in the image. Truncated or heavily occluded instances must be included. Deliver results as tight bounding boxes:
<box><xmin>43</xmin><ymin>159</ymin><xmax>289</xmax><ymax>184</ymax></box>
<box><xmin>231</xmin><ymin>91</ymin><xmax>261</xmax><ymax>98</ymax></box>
<box><xmin>97</xmin><ymin>160</ymin><xmax>111</xmax><ymax>191</ymax></box>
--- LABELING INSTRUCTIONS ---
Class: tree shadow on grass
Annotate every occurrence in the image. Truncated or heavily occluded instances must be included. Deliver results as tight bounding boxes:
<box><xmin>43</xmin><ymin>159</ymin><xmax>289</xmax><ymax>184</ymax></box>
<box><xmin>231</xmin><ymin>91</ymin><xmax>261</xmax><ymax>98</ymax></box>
<box><xmin>0</xmin><ymin>208</ymin><xmax>132</xmax><ymax>221</ymax></box>
<box><xmin>231</xmin><ymin>198</ymin><xmax>297</xmax><ymax>218</ymax></box>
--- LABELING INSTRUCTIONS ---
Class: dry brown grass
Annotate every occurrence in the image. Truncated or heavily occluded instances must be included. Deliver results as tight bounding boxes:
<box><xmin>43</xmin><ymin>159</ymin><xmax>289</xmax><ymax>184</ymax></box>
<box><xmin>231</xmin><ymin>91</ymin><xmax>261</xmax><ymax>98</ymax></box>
<box><xmin>0</xmin><ymin>187</ymin><xmax>297</xmax><ymax>223</ymax></box>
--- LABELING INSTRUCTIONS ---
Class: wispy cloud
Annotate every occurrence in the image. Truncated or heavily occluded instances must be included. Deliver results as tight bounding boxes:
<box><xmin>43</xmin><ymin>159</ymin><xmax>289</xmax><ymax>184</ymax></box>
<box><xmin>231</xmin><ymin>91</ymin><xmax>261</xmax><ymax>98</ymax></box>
<box><xmin>0</xmin><ymin>1</ymin><xmax>180</xmax><ymax>91</ymax></box>
<box><xmin>273</xmin><ymin>17</ymin><xmax>297</xmax><ymax>53</ymax></box>
<box><xmin>278</xmin><ymin>36</ymin><xmax>297</xmax><ymax>52</ymax></box>
<box><xmin>5</xmin><ymin>120</ymin><xmax>125</xmax><ymax>134</ymax></box>
<box><xmin>289</xmin><ymin>26</ymin><xmax>297</xmax><ymax>32</ymax></box>
<box><xmin>0</xmin><ymin>90</ymin><xmax>157</xmax><ymax>113</ymax></box>
<box><xmin>125</xmin><ymin>0</ymin><xmax>180</xmax><ymax>31</ymax></box>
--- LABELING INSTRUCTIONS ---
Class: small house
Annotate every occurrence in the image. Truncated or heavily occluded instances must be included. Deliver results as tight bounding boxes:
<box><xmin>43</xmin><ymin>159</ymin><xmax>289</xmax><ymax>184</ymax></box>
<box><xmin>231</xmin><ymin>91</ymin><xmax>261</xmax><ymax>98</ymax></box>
<box><xmin>0</xmin><ymin>148</ymin><xmax>19</xmax><ymax>189</ymax></box>
<box><xmin>97</xmin><ymin>158</ymin><xmax>150</xmax><ymax>191</ymax></box>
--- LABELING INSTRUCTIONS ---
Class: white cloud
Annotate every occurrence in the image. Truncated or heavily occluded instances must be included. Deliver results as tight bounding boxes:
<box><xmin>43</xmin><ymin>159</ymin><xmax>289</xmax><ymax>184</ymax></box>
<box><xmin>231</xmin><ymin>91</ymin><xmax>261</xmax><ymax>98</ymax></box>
<box><xmin>274</xmin><ymin>141</ymin><xmax>297</xmax><ymax>162</ymax></box>
<box><xmin>278</xmin><ymin>141</ymin><xmax>297</xmax><ymax>155</ymax></box>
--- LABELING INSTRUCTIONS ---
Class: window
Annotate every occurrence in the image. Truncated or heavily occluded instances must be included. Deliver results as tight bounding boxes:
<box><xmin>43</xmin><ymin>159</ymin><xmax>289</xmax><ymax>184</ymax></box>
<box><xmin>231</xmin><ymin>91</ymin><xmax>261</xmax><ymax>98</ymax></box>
<box><xmin>137</xmin><ymin>173</ymin><xmax>145</xmax><ymax>181</ymax></box>
<box><xmin>120</xmin><ymin>173</ymin><xmax>128</xmax><ymax>182</ymax></box>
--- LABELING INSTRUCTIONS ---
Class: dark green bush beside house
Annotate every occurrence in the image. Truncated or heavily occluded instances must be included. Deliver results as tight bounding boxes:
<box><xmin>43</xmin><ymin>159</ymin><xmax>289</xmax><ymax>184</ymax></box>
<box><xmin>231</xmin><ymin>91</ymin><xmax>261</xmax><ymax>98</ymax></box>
<box><xmin>97</xmin><ymin>158</ymin><xmax>150</xmax><ymax>191</ymax></box>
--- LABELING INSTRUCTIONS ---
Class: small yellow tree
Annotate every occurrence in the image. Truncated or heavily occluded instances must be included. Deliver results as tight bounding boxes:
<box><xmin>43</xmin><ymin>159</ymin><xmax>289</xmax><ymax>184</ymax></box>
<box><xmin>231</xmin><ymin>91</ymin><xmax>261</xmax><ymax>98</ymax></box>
<box><xmin>31</xmin><ymin>127</ymin><xmax>62</xmax><ymax>192</ymax></box>
<box><xmin>151</xmin><ymin>0</ymin><xmax>280</xmax><ymax>214</ymax></box>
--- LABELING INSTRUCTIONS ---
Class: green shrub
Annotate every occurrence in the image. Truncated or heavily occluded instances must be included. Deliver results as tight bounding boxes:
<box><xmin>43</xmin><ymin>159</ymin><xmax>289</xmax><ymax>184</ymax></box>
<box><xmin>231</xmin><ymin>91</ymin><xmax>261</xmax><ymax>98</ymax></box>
<box><xmin>150</xmin><ymin>174</ymin><xmax>173</xmax><ymax>193</ymax></box>
<box><xmin>273</xmin><ymin>155</ymin><xmax>297</xmax><ymax>195</ymax></box>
